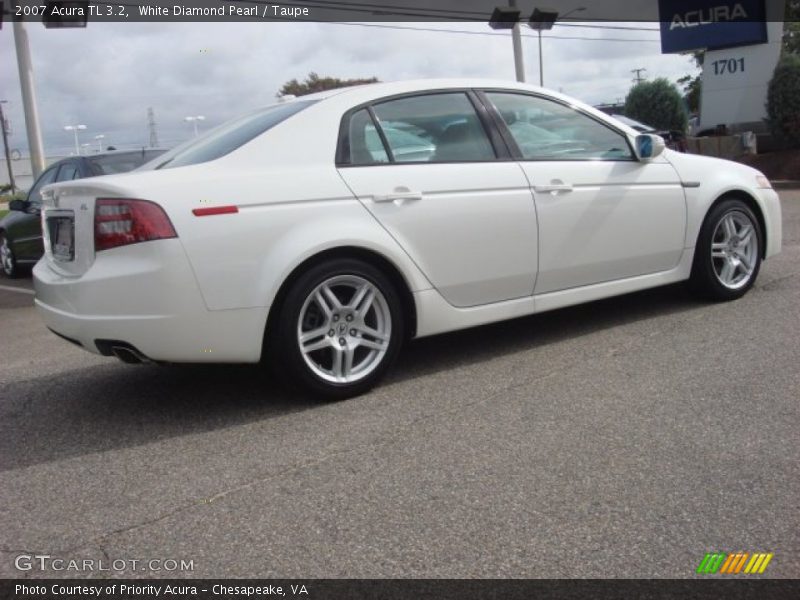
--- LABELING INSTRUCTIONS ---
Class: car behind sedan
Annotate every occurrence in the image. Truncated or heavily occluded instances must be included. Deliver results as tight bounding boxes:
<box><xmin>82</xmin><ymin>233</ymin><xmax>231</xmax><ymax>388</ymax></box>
<box><xmin>32</xmin><ymin>80</ymin><xmax>781</xmax><ymax>398</ymax></box>
<box><xmin>0</xmin><ymin>149</ymin><xmax>166</xmax><ymax>277</ymax></box>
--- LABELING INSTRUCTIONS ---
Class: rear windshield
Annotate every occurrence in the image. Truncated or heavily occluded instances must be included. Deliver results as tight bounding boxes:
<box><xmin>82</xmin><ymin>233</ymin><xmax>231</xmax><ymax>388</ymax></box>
<box><xmin>88</xmin><ymin>150</ymin><xmax>168</xmax><ymax>175</ymax></box>
<box><xmin>155</xmin><ymin>100</ymin><xmax>317</xmax><ymax>170</ymax></box>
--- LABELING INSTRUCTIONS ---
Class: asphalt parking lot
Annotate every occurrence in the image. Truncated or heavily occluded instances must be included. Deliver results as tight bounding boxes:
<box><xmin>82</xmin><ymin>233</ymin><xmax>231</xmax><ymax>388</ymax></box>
<box><xmin>1</xmin><ymin>192</ymin><xmax>798</xmax><ymax>580</ymax></box>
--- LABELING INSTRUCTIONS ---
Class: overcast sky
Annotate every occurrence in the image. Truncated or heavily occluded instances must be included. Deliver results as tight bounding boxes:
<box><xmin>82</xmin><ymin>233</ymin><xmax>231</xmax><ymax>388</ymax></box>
<box><xmin>1</xmin><ymin>21</ymin><xmax>698</xmax><ymax>156</ymax></box>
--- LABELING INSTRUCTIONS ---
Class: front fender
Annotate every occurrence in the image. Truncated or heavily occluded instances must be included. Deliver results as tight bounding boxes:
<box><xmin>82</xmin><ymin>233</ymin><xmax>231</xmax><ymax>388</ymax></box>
<box><xmin>664</xmin><ymin>151</ymin><xmax>779</xmax><ymax>255</ymax></box>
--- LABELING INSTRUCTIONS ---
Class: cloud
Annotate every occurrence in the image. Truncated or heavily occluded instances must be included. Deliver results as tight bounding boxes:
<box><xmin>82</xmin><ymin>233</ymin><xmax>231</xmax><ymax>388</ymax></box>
<box><xmin>0</xmin><ymin>21</ymin><xmax>696</xmax><ymax>156</ymax></box>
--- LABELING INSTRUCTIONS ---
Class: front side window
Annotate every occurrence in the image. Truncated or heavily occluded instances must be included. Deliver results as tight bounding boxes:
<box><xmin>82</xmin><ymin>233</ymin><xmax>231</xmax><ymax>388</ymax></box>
<box><xmin>367</xmin><ymin>93</ymin><xmax>496</xmax><ymax>163</ymax></box>
<box><xmin>27</xmin><ymin>166</ymin><xmax>59</xmax><ymax>205</ymax></box>
<box><xmin>486</xmin><ymin>92</ymin><xmax>633</xmax><ymax>161</ymax></box>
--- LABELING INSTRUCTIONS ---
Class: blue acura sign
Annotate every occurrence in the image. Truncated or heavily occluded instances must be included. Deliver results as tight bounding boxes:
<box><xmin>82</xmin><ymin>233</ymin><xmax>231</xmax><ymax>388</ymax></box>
<box><xmin>659</xmin><ymin>0</ymin><xmax>768</xmax><ymax>53</ymax></box>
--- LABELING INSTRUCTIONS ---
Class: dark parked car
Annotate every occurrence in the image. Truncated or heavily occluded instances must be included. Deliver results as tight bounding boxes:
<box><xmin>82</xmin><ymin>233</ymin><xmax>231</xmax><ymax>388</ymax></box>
<box><xmin>1</xmin><ymin>149</ymin><xmax>166</xmax><ymax>277</ymax></box>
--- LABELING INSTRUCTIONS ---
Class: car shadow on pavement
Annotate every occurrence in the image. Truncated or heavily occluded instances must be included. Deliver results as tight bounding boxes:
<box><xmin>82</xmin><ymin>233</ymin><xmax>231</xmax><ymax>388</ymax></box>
<box><xmin>0</xmin><ymin>283</ymin><xmax>706</xmax><ymax>472</ymax></box>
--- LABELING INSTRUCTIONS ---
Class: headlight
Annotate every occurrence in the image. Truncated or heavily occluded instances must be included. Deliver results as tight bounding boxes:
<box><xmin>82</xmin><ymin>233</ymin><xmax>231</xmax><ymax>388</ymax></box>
<box><xmin>756</xmin><ymin>175</ymin><xmax>772</xmax><ymax>189</ymax></box>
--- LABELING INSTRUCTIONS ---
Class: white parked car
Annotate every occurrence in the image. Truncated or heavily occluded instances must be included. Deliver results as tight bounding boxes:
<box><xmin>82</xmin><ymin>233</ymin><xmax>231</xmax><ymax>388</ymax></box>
<box><xmin>33</xmin><ymin>79</ymin><xmax>782</xmax><ymax>398</ymax></box>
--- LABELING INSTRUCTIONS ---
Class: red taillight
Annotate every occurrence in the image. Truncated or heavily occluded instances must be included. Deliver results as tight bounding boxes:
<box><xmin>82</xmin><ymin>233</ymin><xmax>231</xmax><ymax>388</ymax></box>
<box><xmin>94</xmin><ymin>198</ymin><xmax>177</xmax><ymax>252</ymax></box>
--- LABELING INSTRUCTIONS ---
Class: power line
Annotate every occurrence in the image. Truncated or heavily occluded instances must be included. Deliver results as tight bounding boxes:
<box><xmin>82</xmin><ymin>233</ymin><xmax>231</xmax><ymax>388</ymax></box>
<box><xmin>330</xmin><ymin>21</ymin><xmax>660</xmax><ymax>43</ymax></box>
<box><xmin>631</xmin><ymin>67</ymin><xmax>647</xmax><ymax>83</ymax></box>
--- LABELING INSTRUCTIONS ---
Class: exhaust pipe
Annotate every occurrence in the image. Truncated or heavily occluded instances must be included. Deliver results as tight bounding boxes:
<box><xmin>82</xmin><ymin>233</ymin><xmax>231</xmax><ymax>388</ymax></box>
<box><xmin>111</xmin><ymin>345</ymin><xmax>151</xmax><ymax>364</ymax></box>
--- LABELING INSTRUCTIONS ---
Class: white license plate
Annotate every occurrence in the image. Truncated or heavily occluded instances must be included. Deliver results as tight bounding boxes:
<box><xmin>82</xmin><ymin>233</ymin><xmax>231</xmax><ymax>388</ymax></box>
<box><xmin>51</xmin><ymin>217</ymin><xmax>74</xmax><ymax>261</ymax></box>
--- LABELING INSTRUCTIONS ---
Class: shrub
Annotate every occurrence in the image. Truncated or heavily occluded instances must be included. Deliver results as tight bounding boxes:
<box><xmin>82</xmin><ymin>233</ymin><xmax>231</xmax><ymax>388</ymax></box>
<box><xmin>766</xmin><ymin>54</ymin><xmax>800</xmax><ymax>147</ymax></box>
<box><xmin>624</xmin><ymin>78</ymin><xmax>688</xmax><ymax>132</ymax></box>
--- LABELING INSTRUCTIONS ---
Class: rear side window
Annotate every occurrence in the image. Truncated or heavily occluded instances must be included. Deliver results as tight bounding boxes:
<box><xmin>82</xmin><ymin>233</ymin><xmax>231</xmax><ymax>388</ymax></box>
<box><xmin>345</xmin><ymin>93</ymin><xmax>496</xmax><ymax>165</ymax></box>
<box><xmin>156</xmin><ymin>100</ymin><xmax>317</xmax><ymax>169</ymax></box>
<box><xmin>346</xmin><ymin>109</ymin><xmax>389</xmax><ymax>164</ymax></box>
<box><xmin>55</xmin><ymin>163</ymin><xmax>80</xmax><ymax>182</ymax></box>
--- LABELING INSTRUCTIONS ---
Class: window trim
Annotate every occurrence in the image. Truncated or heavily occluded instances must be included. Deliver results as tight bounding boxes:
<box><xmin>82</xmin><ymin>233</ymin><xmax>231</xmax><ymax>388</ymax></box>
<box><xmin>475</xmin><ymin>89</ymin><xmax>638</xmax><ymax>163</ymax></box>
<box><xmin>336</xmin><ymin>88</ymin><xmax>514</xmax><ymax>168</ymax></box>
<box><xmin>367</xmin><ymin>106</ymin><xmax>395</xmax><ymax>163</ymax></box>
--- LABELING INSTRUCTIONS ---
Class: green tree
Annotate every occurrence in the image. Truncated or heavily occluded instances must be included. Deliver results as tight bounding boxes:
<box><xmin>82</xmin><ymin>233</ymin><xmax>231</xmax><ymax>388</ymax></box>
<box><xmin>766</xmin><ymin>54</ymin><xmax>800</xmax><ymax>146</ymax></box>
<box><xmin>678</xmin><ymin>51</ymin><xmax>704</xmax><ymax>114</ymax></box>
<box><xmin>677</xmin><ymin>73</ymin><xmax>702</xmax><ymax>114</ymax></box>
<box><xmin>625</xmin><ymin>78</ymin><xmax>689</xmax><ymax>132</ymax></box>
<box><xmin>783</xmin><ymin>1</ymin><xmax>800</xmax><ymax>55</ymax></box>
<box><xmin>278</xmin><ymin>72</ymin><xmax>379</xmax><ymax>97</ymax></box>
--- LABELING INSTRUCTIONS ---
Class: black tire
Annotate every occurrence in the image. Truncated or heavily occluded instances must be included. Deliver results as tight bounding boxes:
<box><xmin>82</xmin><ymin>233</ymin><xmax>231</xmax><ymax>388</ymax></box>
<box><xmin>267</xmin><ymin>258</ymin><xmax>404</xmax><ymax>400</ymax></box>
<box><xmin>689</xmin><ymin>198</ymin><xmax>762</xmax><ymax>301</ymax></box>
<box><xmin>0</xmin><ymin>232</ymin><xmax>19</xmax><ymax>279</ymax></box>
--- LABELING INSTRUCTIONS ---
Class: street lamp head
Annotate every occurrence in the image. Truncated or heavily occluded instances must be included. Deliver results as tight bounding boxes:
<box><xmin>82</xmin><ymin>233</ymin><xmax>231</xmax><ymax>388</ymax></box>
<box><xmin>488</xmin><ymin>7</ymin><xmax>521</xmax><ymax>30</ymax></box>
<box><xmin>529</xmin><ymin>9</ymin><xmax>560</xmax><ymax>31</ymax></box>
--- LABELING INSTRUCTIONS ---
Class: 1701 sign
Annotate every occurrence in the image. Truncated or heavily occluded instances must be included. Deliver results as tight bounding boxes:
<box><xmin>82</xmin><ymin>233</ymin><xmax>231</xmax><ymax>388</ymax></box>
<box><xmin>711</xmin><ymin>57</ymin><xmax>745</xmax><ymax>75</ymax></box>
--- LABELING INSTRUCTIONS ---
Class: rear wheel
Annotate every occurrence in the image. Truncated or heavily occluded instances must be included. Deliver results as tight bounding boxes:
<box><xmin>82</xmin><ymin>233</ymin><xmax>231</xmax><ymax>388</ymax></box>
<box><xmin>269</xmin><ymin>258</ymin><xmax>404</xmax><ymax>399</ymax></box>
<box><xmin>0</xmin><ymin>233</ymin><xmax>19</xmax><ymax>278</ymax></box>
<box><xmin>689</xmin><ymin>199</ymin><xmax>762</xmax><ymax>301</ymax></box>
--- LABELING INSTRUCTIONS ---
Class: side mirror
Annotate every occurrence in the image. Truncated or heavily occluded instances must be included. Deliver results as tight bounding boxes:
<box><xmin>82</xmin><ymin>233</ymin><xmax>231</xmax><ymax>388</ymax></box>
<box><xmin>635</xmin><ymin>134</ymin><xmax>666</xmax><ymax>161</ymax></box>
<box><xmin>8</xmin><ymin>199</ymin><xmax>28</xmax><ymax>212</ymax></box>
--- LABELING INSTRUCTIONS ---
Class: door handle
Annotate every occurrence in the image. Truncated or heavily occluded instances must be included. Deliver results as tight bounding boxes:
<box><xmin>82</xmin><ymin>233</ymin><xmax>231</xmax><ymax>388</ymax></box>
<box><xmin>373</xmin><ymin>187</ymin><xmax>423</xmax><ymax>203</ymax></box>
<box><xmin>533</xmin><ymin>181</ymin><xmax>573</xmax><ymax>194</ymax></box>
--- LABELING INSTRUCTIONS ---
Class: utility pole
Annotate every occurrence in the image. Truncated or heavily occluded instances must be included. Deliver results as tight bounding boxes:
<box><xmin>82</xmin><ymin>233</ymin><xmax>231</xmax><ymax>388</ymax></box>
<box><xmin>12</xmin><ymin>21</ymin><xmax>46</xmax><ymax>179</ymax></box>
<box><xmin>147</xmin><ymin>107</ymin><xmax>160</xmax><ymax>148</ymax></box>
<box><xmin>631</xmin><ymin>68</ymin><xmax>647</xmax><ymax>84</ymax></box>
<box><xmin>509</xmin><ymin>0</ymin><xmax>525</xmax><ymax>82</ymax></box>
<box><xmin>0</xmin><ymin>101</ymin><xmax>16</xmax><ymax>193</ymax></box>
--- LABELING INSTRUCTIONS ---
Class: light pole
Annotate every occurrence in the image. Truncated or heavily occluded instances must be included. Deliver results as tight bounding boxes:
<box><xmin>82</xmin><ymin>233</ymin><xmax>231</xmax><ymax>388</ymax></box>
<box><xmin>12</xmin><ymin>21</ymin><xmax>46</xmax><ymax>178</ymax></box>
<box><xmin>64</xmin><ymin>124</ymin><xmax>86</xmax><ymax>155</ymax></box>
<box><xmin>94</xmin><ymin>134</ymin><xmax>105</xmax><ymax>152</ymax></box>
<box><xmin>184</xmin><ymin>115</ymin><xmax>205</xmax><ymax>137</ymax></box>
<box><xmin>529</xmin><ymin>7</ymin><xmax>586</xmax><ymax>87</ymax></box>
<box><xmin>0</xmin><ymin>101</ymin><xmax>15</xmax><ymax>193</ymax></box>
<box><xmin>489</xmin><ymin>3</ymin><xmax>525</xmax><ymax>82</ymax></box>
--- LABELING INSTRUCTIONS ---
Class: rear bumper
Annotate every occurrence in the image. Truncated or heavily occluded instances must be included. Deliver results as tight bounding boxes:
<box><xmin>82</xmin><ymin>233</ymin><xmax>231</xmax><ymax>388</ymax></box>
<box><xmin>33</xmin><ymin>239</ymin><xmax>267</xmax><ymax>363</ymax></box>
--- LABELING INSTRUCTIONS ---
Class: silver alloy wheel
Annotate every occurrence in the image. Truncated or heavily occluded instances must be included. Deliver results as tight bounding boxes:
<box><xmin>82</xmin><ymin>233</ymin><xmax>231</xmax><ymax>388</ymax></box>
<box><xmin>0</xmin><ymin>236</ymin><xmax>13</xmax><ymax>276</ymax></box>
<box><xmin>297</xmin><ymin>274</ymin><xmax>392</xmax><ymax>384</ymax></box>
<box><xmin>711</xmin><ymin>210</ymin><xmax>758</xmax><ymax>290</ymax></box>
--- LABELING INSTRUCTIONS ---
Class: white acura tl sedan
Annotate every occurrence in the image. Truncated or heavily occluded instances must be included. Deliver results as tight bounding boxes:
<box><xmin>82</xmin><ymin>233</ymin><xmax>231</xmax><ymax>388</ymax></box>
<box><xmin>34</xmin><ymin>79</ymin><xmax>782</xmax><ymax>398</ymax></box>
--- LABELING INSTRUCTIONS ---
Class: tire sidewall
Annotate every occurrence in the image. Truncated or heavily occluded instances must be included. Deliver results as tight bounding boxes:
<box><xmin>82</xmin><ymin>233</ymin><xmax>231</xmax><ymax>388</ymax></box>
<box><xmin>692</xmin><ymin>199</ymin><xmax>762</xmax><ymax>300</ymax></box>
<box><xmin>273</xmin><ymin>258</ymin><xmax>404</xmax><ymax>399</ymax></box>
<box><xmin>0</xmin><ymin>233</ymin><xmax>18</xmax><ymax>278</ymax></box>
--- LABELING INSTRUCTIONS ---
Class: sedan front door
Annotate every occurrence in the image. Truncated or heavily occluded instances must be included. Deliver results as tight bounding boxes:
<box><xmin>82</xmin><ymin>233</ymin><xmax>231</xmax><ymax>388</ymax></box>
<box><xmin>482</xmin><ymin>91</ymin><xmax>687</xmax><ymax>295</ymax></box>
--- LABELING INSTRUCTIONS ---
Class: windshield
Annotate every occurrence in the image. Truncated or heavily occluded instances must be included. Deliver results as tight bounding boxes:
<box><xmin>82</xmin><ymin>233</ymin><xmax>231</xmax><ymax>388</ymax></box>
<box><xmin>154</xmin><ymin>100</ymin><xmax>317</xmax><ymax>169</ymax></box>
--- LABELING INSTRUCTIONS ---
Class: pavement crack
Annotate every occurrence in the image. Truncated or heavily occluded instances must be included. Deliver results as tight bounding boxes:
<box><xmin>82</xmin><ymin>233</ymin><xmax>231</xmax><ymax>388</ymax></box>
<box><xmin>68</xmin><ymin>367</ymin><xmax>554</xmax><ymax>548</ymax></box>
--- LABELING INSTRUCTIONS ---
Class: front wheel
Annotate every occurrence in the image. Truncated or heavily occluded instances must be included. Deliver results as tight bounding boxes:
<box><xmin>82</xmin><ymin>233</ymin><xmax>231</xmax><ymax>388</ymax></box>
<box><xmin>269</xmin><ymin>258</ymin><xmax>404</xmax><ymax>399</ymax></box>
<box><xmin>0</xmin><ymin>233</ymin><xmax>19</xmax><ymax>278</ymax></box>
<box><xmin>689</xmin><ymin>199</ymin><xmax>762</xmax><ymax>301</ymax></box>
